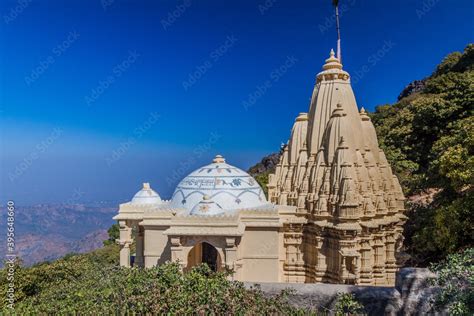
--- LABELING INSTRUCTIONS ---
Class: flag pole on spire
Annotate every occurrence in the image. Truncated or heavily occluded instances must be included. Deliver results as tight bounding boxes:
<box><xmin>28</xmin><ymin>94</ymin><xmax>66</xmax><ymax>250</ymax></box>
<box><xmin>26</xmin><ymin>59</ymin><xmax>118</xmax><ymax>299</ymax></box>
<box><xmin>332</xmin><ymin>0</ymin><xmax>341</xmax><ymax>63</ymax></box>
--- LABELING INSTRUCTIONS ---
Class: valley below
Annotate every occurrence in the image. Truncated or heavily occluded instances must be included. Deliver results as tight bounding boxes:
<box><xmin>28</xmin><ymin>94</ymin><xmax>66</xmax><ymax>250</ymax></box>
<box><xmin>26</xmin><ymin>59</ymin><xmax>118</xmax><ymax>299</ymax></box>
<box><xmin>0</xmin><ymin>203</ymin><xmax>117</xmax><ymax>266</ymax></box>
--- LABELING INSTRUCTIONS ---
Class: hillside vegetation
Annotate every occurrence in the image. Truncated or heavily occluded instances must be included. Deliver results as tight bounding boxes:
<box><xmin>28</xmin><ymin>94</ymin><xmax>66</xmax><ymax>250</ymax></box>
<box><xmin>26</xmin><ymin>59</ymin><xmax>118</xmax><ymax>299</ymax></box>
<box><xmin>370</xmin><ymin>44</ymin><xmax>473</xmax><ymax>265</ymax></box>
<box><xmin>0</xmin><ymin>244</ymin><xmax>311</xmax><ymax>314</ymax></box>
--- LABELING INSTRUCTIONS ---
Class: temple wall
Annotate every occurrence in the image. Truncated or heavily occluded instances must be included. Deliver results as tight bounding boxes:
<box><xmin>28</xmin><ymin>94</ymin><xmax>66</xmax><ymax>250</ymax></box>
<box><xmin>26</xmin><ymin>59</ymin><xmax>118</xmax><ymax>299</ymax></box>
<box><xmin>143</xmin><ymin>226</ymin><xmax>171</xmax><ymax>267</ymax></box>
<box><xmin>238</xmin><ymin>227</ymin><xmax>280</xmax><ymax>282</ymax></box>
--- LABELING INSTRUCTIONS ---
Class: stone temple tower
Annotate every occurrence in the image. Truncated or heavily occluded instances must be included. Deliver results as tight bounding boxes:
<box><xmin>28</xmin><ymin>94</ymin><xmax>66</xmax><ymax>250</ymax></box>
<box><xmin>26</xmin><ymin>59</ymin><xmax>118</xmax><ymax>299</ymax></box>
<box><xmin>268</xmin><ymin>50</ymin><xmax>407</xmax><ymax>285</ymax></box>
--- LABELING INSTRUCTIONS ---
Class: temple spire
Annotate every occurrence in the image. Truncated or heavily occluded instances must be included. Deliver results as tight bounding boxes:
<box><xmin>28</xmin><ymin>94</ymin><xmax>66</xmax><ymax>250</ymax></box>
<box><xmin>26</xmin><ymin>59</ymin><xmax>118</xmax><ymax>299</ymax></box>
<box><xmin>332</xmin><ymin>0</ymin><xmax>342</xmax><ymax>62</ymax></box>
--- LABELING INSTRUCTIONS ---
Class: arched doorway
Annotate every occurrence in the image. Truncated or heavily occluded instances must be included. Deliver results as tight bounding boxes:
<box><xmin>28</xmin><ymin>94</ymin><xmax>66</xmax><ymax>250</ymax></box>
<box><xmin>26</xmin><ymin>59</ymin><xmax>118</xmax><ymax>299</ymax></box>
<box><xmin>187</xmin><ymin>242</ymin><xmax>221</xmax><ymax>272</ymax></box>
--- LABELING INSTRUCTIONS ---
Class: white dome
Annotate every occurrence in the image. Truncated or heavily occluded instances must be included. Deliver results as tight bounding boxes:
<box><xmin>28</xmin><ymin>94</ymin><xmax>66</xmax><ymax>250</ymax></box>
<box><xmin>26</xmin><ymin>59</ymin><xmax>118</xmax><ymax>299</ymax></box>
<box><xmin>131</xmin><ymin>183</ymin><xmax>162</xmax><ymax>205</ymax></box>
<box><xmin>171</xmin><ymin>155</ymin><xmax>268</xmax><ymax>212</ymax></box>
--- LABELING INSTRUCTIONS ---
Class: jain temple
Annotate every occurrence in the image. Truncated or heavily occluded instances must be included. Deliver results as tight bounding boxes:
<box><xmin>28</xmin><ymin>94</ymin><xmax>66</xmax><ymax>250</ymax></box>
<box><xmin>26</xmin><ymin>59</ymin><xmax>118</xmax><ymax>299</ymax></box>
<box><xmin>113</xmin><ymin>49</ymin><xmax>407</xmax><ymax>286</ymax></box>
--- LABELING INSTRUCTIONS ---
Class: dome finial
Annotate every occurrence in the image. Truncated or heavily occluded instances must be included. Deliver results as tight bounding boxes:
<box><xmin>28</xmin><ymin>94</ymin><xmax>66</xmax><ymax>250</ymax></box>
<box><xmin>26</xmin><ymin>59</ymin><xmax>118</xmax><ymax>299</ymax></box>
<box><xmin>131</xmin><ymin>182</ymin><xmax>162</xmax><ymax>204</ymax></box>
<box><xmin>323</xmin><ymin>51</ymin><xmax>342</xmax><ymax>70</ymax></box>
<box><xmin>213</xmin><ymin>154</ymin><xmax>226</xmax><ymax>163</ymax></box>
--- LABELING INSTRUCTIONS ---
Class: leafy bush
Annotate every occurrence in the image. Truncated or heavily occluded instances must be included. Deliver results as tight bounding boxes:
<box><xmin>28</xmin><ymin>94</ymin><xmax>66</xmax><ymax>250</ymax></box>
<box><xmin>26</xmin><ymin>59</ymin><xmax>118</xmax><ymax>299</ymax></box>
<box><xmin>334</xmin><ymin>293</ymin><xmax>364</xmax><ymax>316</ymax></box>
<box><xmin>429</xmin><ymin>248</ymin><xmax>474</xmax><ymax>315</ymax></box>
<box><xmin>0</xmin><ymin>246</ymin><xmax>312</xmax><ymax>314</ymax></box>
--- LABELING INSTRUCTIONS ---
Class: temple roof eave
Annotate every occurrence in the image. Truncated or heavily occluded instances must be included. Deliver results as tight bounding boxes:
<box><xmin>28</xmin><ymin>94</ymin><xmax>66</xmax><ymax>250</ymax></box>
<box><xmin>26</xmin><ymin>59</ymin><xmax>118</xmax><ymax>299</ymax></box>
<box><xmin>113</xmin><ymin>213</ymin><xmax>144</xmax><ymax>221</ymax></box>
<box><xmin>163</xmin><ymin>223</ymin><xmax>246</xmax><ymax>236</ymax></box>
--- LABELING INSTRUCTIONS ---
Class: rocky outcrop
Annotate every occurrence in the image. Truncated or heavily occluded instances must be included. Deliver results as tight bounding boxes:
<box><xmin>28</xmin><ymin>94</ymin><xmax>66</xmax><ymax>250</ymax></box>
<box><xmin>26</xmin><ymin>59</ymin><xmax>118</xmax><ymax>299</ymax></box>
<box><xmin>248</xmin><ymin>152</ymin><xmax>281</xmax><ymax>176</ymax></box>
<box><xmin>247</xmin><ymin>268</ymin><xmax>446</xmax><ymax>315</ymax></box>
<box><xmin>395</xmin><ymin>268</ymin><xmax>441</xmax><ymax>315</ymax></box>
<box><xmin>397</xmin><ymin>79</ymin><xmax>426</xmax><ymax>101</ymax></box>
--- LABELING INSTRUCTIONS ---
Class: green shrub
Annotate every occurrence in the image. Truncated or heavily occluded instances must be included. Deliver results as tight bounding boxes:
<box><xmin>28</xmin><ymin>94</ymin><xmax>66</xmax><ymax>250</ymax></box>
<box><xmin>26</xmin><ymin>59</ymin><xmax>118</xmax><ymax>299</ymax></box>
<box><xmin>429</xmin><ymin>248</ymin><xmax>474</xmax><ymax>315</ymax></box>
<box><xmin>0</xmin><ymin>246</ymin><xmax>313</xmax><ymax>314</ymax></box>
<box><xmin>334</xmin><ymin>292</ymin><xmax>364</xmax><ymax>316</ymax></box>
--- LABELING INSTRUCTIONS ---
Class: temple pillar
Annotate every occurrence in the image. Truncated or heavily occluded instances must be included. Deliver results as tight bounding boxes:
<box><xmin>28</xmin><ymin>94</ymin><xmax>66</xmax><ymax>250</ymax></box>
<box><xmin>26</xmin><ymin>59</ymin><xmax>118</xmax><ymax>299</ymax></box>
<box><xmin>372</xmin><ymin>232</ymin><xmax>387</xmax><ymax>285</ymax></box>
<box><xmin>224</xmin><ymin>237</ymin><xmax>238</xmax><ymax>280</ymax></box>
<box><xmin>314</xmin><ymin>236</ymin><xmax>327</xmax><ymax>282</ymax></box>
<box><xmin>385</xmin><ymin>231</ymin><xmax>397</xmax><ymax>284</ymax></box>
<box><xmin>170</xmin><ymin>236</ymin><xmax>186</xmax><ymax>271</ymax></box>
<box><xmin>283</xmin><ymin>224</ymin><xmax>305</xmax><ymax>282</ymax></box>
<box><xmin>120</xmin><ymin>242</ymin><xmax>131</xmax><ymax>267</ymax></box>
<box><xmin>118</xmin><ymin>220</ymin><xmax>133</xmax><ymax>267</ymax></box>
<box><xmin>135</xmin><ymin>225</ymin><xmax>144</xmax><ymax>267</ymax></box>
<box><xmin>359</xmin><ymin>235</ymin><xmax>374</xmax><ymax>285</ymax></box>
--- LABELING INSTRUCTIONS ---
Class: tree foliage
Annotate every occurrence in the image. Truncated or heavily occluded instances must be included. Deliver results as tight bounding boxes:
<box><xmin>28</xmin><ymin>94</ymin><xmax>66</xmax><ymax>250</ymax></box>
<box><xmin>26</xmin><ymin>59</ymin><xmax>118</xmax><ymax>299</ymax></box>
<box><xmin>371</xmin><ymin>44</ymin><xmax>474</xmax><ymax>265</ymax></box>
<box><xmin>103</xmin><ymin>223</ymin><xmax>119</xmax><ymax>246</ymax></box>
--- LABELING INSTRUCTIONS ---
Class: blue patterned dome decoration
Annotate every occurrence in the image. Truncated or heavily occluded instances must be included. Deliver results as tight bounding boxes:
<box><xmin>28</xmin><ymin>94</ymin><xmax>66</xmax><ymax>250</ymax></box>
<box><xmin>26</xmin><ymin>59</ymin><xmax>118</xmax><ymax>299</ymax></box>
<box><xmin>190</xmin><ymin>195</ymin><xmax>224</xmax><ymax>216</ymax></box>
<box><xmin>171</xmin><ymin>155</ymin><xmax>268</xmax><ymax>213</ymax></box>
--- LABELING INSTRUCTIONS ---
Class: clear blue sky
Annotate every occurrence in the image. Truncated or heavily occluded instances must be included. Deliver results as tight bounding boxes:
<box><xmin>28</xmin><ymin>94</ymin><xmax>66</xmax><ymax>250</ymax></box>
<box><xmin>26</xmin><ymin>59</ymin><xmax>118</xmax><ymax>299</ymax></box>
<box><xmin>1</xmin><ymin>0</ymin><xmax>472</xmax><ymax>204</ymax></box>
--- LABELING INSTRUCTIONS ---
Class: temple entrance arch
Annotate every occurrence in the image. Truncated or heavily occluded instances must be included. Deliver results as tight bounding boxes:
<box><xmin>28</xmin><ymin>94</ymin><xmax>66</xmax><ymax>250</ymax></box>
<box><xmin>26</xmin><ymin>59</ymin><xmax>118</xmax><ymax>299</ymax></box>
<box><xmin>187</xmin><ymin>242</ymin><xmax>222</xmax><ymax>272</ymax></box>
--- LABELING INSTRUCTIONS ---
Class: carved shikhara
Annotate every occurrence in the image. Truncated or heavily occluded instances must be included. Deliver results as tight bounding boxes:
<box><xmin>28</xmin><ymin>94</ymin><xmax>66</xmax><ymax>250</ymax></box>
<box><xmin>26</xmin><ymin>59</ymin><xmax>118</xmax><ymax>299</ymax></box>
<box><xmin>113</xmin><ymin>51</ymin><xmax>406</xmax><ymax>286</ymax></box>
<box><xmin>267</xmin><ymin>50</ymin><xmax>406</xmax><ymax>286</ymax></box>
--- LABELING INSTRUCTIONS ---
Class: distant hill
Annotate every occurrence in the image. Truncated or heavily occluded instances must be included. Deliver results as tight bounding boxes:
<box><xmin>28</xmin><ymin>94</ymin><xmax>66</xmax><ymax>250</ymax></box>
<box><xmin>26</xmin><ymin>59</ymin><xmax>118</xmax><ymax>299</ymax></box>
<box><xmin>0</xmin><ymin>204</ymin><xmax>116</xmax><ymax>266</ymax></box>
